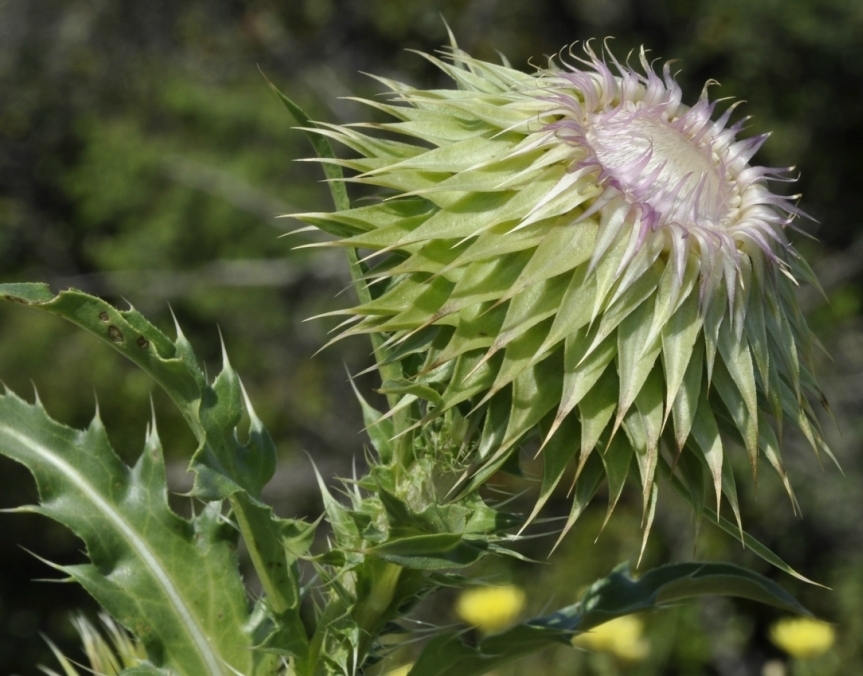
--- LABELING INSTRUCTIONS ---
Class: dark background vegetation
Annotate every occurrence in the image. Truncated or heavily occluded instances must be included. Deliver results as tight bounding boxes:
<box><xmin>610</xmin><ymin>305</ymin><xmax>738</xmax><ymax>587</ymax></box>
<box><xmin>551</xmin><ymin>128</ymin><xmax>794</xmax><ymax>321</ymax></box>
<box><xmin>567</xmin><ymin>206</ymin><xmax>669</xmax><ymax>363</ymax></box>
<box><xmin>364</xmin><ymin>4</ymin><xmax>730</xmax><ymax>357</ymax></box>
<box><xmin>1</xmin><ymin>1</ymin><xmax>862</xmax><ymax>674</ymax></box>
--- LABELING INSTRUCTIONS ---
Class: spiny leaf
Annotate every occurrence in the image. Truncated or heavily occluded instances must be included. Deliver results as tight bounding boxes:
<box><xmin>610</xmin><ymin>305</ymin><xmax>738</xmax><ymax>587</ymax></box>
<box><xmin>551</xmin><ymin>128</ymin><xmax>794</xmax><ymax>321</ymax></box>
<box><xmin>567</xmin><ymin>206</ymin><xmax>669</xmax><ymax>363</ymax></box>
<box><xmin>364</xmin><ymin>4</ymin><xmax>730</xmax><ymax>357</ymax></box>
<box><xmin>660</xmin><ymin>456</ymin><xmax>821</xmax><ymax>585</ymax></box>
<box><xmin>369</xmin><ymin>533</ymin><xmax>487</xmax><ymax>570</ymax></box>
<box><xmin>407</xmin><ymin>561</ymin><xmax>809</xmax><ymax>676</ymax></box>
<box><xmin>0</xmin><ymin>284</ymin><xmax>309</xmax><ymax>659</ymax></box>
<box><xmin>0</xmin><ymin>393</ymin><xmax>260</xmax><ymax>676</ymax></box>
<box><xmin>349</xmin><ymin>375</ymin><xmax>395</xmax><ymax>463</ymax></box>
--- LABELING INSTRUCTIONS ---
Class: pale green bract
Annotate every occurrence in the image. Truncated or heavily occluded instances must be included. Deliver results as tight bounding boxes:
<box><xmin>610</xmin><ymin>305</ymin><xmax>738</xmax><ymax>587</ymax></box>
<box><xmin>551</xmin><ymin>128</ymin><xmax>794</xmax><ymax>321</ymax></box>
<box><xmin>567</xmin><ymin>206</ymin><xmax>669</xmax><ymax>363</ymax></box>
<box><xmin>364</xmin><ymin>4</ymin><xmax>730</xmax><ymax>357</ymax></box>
<box><xmin>293</xmin><ymin>43</ymin><xmax>831</xmax><ymax>546</ymax></box>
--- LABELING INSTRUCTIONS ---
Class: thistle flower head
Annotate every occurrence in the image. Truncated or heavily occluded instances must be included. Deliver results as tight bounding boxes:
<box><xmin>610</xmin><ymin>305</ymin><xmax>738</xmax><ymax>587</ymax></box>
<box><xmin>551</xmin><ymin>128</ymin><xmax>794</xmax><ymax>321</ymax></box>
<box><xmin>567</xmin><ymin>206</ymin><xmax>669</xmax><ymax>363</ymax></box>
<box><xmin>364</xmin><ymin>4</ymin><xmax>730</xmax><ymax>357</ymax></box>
<box><xmin>296</xmin><ymin>41</ymin><xmax>829</xmax><ymax>542</ymax></box>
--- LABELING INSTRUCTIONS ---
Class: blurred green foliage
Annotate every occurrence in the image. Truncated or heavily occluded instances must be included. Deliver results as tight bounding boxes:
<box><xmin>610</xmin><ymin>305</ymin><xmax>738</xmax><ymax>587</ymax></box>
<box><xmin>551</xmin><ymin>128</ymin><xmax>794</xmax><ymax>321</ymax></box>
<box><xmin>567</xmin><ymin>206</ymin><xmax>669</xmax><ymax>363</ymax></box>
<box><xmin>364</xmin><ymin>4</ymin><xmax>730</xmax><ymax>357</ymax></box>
<box><xmin>1</xmin><ymin>1</ymin><xmax>862</xmax><ymax>674</ymax></box>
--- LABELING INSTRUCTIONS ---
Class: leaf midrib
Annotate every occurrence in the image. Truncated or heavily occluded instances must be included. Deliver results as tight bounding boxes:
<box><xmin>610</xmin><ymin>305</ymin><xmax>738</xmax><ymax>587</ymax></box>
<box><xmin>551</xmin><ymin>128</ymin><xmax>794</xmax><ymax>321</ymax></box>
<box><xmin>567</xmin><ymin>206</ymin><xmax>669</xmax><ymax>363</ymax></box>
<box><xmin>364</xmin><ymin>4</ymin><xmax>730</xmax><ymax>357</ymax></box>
<box><xmin>0</xmin><ymin>424</ymin><xmax>226</xmax><ymax>676</ymax></box>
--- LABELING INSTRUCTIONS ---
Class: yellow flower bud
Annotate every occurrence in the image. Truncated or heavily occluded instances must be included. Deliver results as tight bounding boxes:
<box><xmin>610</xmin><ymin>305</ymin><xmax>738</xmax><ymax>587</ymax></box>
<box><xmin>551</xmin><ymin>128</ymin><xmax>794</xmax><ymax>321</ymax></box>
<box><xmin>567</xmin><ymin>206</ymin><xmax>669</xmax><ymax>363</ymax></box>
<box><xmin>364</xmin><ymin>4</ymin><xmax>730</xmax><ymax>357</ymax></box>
<box><xmin>769</xmin><ymin>617</ymin><xmax>836</xmax><ymax>660</ymax></box>
<box><xmin>572</xmin><ymin>615</ymin><xmax>650</xmax><ymax>662</ymax></box>
<box><xmin>455</xmin><ymin>584</ymin><xmax>526</xmax><ymax>634</ymax></box>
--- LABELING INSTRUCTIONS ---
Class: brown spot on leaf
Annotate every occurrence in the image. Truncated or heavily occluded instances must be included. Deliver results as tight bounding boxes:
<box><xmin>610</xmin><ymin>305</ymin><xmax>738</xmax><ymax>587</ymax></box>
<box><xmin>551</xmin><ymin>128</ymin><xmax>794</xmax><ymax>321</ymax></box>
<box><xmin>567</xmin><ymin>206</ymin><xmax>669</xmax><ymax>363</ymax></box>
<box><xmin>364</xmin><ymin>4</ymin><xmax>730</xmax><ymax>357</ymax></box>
<box><xmin>137</xmin><ymin>336</ymin><xmax>150</xmax><ymax>349</ymax></box>
<box><xmin>107</xmin><ymin>325</ymin><xmax>124</xmax><ymax>343</ymax></box>
<box><xmin>98</xmin><ymin>311</ymin><xmax>110</xmax><ymax>322</ymax></box>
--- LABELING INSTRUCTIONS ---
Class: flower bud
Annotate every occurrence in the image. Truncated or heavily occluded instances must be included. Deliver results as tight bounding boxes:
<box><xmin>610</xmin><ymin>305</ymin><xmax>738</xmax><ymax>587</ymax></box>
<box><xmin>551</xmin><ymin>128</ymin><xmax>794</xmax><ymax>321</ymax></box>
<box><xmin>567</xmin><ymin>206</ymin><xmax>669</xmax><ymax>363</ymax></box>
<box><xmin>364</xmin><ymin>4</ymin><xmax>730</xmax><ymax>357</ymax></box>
<box><xmin>455</xmin><ymin>584</ymin><xmax>526</xmax><ymax>634</ymax></box>
<box><xmin>769</xmin><ymin>617</ymin><xmax>836</xmax><ymax>660</ymax></box>
<box><xmin>297</xmin><ymin>41</ymin><xmax>829</xmax><ymax>538</ymax></box>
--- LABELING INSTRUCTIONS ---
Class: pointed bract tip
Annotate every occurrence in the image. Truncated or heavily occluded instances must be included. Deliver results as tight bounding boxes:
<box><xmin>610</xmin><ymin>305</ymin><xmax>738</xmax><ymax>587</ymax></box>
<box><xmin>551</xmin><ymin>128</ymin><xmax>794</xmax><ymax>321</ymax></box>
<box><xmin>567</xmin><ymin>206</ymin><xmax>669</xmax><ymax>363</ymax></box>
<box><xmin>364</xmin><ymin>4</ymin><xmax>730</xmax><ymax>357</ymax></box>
<box><xmin>238</xmin><ymin>376</ymin><xmax>263</xmax><ymax>430</ymax></box>
<box><xmin>168</xmin><ymin>304</ymin><xmax>185</xmax><ymax>341</ymax></box>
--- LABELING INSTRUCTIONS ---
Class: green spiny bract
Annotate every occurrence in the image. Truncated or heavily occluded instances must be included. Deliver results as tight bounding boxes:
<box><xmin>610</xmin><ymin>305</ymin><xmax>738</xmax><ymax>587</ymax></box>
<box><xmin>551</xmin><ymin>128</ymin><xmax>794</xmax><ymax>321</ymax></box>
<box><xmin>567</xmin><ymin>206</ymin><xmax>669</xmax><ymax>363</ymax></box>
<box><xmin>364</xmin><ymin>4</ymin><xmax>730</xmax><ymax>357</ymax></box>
<box><xmin>294</xmin><ymin>42</ymin><xmax>829</xmax><ymax>541</ymax></box>
<box><xmin>304</xmin><ymin>408</ymin><xmax>521</xmax><ymax>674</ymax></box>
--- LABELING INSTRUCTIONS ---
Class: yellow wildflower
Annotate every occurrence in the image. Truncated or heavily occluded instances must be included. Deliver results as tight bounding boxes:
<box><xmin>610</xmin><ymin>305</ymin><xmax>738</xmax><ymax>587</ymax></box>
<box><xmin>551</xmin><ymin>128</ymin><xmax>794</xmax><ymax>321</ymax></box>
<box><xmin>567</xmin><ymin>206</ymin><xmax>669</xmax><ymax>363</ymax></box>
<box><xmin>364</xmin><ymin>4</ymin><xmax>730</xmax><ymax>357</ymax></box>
<box><xmin>572</xmin><ymin>615</ymin><xmax>650</xmax><ymax>662</ymax></box>
<box><xmin>769</xmin><ymin>617</ymin><xmax>836</xmax><ymax>659</ymax></box>
<box><xmin>455</xmin><ymin>585</ymin><xmax>526</xmax><ymax>634</ymax></box>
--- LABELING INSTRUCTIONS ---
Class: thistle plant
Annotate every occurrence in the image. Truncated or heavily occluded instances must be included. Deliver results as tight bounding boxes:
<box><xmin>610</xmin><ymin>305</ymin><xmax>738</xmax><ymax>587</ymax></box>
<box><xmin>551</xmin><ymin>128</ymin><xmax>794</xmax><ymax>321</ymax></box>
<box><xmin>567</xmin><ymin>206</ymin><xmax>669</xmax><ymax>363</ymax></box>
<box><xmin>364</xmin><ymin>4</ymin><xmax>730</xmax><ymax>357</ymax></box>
<box><xmin>296</xmin><ymin>41</ymin><xmax>829</xmax><ymax>544</ymax></box>
<box><xmin>0</xmin><ymin>38</ymin><xmax>831</xmax><ymax>676</ymax></box>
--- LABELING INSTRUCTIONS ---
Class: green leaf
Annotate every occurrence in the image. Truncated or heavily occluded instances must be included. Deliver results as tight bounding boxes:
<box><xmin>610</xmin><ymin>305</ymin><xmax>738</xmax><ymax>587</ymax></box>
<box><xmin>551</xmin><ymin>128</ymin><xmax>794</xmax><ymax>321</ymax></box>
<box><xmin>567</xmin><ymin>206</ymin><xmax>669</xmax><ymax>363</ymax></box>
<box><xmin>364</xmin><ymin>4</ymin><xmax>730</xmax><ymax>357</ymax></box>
<box><xmin>0</xmin><ymin>393</ymin><xmax>260</xmax><ymax>676</ymax></box>
<box><xmin>0</xmin><ymin>284</ymin><xmax>309</xmax><ymax>658</ymax></box>
<box><xmin>369</xmin><ymin>533</ymin><xmax>487</xmax><ymax>570</ymax></box>
<box><xmin>387</xmin><ymin>238</ymin><xmax>470</xmax><ymax>276</ymax></box>
<box><xmin>449</xmin><ymin>221</ymin><xmax>548</xmax><ymax>271</ymax></box>
<box><xmin>440</xmin><ymin>351</ymin><xmax>501</xmax><ymax>413</ymax></box>
<box><xmin>444</xmin><ymin>250</ymin><xmax>533</xmax><ymax>313</ymax></box>
<box><xmin>295</xmin><ymin>198</ymin><xmax>431</xmax><ymax>237</ymax></box>
<box><xmin>589</xmin><ymin>259</ymin><xmax>663</xmax><ymax>354</ymax></box>
<box><xmin>379</xmin><ymin>379</ymin><xmax>444</xmax><ymax>407</ymax></box>
<box><xmin>464</xmin><ymin>346</ymin><xmax>564</xmax><ymax>493</ymax></box>
<box><xmin>757</xmin><ymin>411</ymin><xmax>799</xmax><ymax>511</ymax></box>
<box><xmin>349</xmin><ymin>376</ymin><xmax>395</xmax><ymax>463</ymax></box>
<box><xmin>0</xmin><ymin>284</ymin><xmax>204</xmax><ymax>423</ymax></box>
<box><xmin>477</xmin><ymin>389</ymin><xmax>511</xmax><ymax>461</ymax></box>
<box><xmin>541</xmin><ymin>265</ymin><xmax>596</xmax><ymax>353</ymax></box>
<box><xmin>572</xmin><ymin>562</ymin><xmax>809</xmax><ymax>628</ymax></box>
<box><xmin>402</xmin><ymin>183</ymin><xmax>556</xmax><ymax>247</ymax></box>
<box><xmin>659</xmin><ymin>456</ymin><xmax>820</xmax><ymax>585</ymax></box>
<box><xmin>433</xmin><ymin>303</ymin><xmax>506</xmax><ymax>366</ymax></box>
<box><xmin>744</xmin><ymin>280</ymin><xmax>771</xmax><ymax>388</ymax></box>
<box><xmin>0</xmin><ymin>282</ymin><xmax>55</xmax><ymax>303</ymax></box>
<box><xmin>407</xmin><ymin>561</ymin><xmax>809</xmax><ymax>676</ymax></box>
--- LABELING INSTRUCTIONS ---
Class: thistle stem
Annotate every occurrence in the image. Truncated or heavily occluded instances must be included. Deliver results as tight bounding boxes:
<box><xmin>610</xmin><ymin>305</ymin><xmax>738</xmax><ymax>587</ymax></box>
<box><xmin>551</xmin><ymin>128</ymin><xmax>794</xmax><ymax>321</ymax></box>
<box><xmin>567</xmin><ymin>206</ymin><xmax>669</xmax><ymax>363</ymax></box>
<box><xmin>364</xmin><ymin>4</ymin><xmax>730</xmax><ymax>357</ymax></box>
<box><xmin>354</xmin><ymin>560</ymin><xmax>403</xmax><ymax>651</ymax></box>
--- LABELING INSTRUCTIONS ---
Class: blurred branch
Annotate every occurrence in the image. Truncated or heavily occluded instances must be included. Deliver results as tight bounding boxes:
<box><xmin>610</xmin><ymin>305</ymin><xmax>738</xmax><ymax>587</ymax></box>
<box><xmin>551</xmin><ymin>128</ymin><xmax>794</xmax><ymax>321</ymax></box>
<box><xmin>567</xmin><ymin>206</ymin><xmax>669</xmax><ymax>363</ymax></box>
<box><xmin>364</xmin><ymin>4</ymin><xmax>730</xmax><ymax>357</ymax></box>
<box><xmin>45</xmin><ymin>254</ymin><xmax>346</xmax><ymax>300</ymax></box>
<box><xmin>299</xmin><ymin>66</ymin><xmax>361</xmax><ymax>122</ymax></box>
<box><xmin>162</xmin><ymin>155</ymin><xmax>295</xmax><ymax>227</ymax></box>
